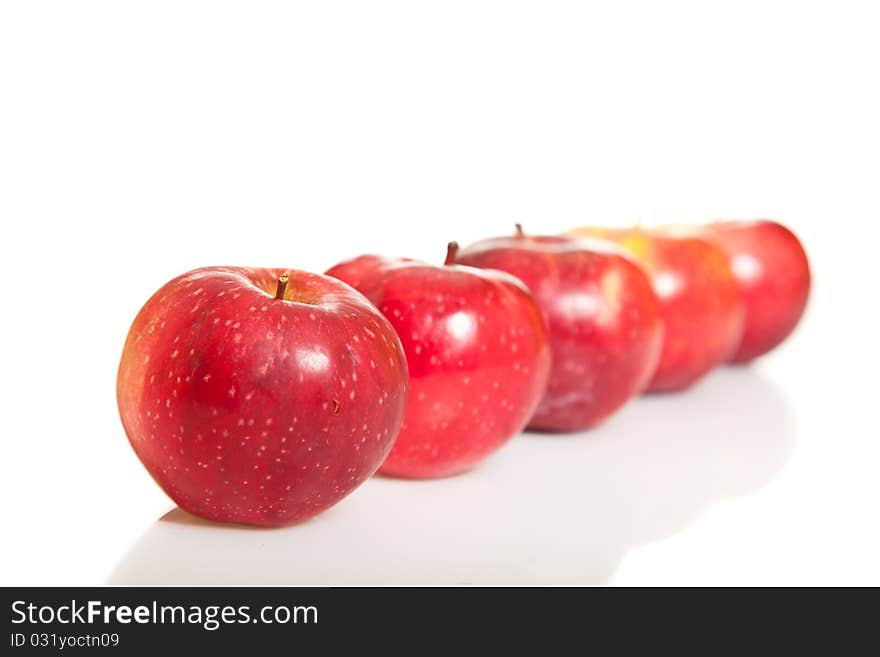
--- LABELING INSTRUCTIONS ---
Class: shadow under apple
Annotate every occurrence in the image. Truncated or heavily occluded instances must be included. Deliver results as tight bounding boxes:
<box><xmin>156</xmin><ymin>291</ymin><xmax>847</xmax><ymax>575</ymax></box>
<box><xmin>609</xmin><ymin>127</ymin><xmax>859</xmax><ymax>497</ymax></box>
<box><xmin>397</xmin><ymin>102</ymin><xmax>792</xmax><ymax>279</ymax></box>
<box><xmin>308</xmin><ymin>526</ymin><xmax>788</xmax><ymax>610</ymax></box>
<box><xmin>108</xmin><ymin>367</ymin><xmax>793</xmax><ymax>585</ymax></box>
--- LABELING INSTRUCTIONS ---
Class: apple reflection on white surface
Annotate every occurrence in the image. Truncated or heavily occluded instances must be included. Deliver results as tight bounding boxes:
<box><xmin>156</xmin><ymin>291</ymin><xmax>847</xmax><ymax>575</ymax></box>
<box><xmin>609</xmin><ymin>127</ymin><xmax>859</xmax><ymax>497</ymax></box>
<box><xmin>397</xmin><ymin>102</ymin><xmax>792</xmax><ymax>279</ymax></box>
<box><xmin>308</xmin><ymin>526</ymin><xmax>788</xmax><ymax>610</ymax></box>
<box><xmin>109</xmin><ymin>367</ymin><xmax>793</xmax><ymax>585</ymax></box>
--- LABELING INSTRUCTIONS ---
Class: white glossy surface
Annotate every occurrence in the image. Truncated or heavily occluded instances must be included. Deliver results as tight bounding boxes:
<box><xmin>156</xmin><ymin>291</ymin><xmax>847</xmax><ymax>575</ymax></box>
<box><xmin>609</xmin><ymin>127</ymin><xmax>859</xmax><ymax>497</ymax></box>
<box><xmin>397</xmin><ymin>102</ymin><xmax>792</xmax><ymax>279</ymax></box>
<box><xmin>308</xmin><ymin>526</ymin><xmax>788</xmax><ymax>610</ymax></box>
<box><xmin>110</xmin><ymin>368</ymin><xmax>793</xmax><ymax>585</ymax></box>
<box><xmin>1</xmin><ymin>1</ymin><xmax>878</xmax><ymax>586</ymax></box>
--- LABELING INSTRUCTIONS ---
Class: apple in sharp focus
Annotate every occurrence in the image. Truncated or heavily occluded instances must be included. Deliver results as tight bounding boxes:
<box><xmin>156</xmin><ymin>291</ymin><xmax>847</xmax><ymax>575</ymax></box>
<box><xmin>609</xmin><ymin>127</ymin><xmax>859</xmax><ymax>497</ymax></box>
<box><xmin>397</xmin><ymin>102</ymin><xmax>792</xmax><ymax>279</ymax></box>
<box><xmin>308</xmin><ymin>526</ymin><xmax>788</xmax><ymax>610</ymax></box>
<box><xmin>455</xmin><ymin>227</ymin><xmax>664</xmax><ymax>431</ymax></box>
<box><xmin>117</xmin><ymin>267</ymin><xmax>409</xmax><ymax>527</ymax></box>
<box><xmin>567</xmin><ymin>226</ymin><xmax>745</xmax><ymax>393</ymax></box>
<box><xmin>693</xmin><ymin>220</ymin><xmax>810</xmax><ymax>363</ymax></box>
<box><xmin>326</xmin><ymin>244</ymin><xmax>551</xmax><ymax>478</ymax></box>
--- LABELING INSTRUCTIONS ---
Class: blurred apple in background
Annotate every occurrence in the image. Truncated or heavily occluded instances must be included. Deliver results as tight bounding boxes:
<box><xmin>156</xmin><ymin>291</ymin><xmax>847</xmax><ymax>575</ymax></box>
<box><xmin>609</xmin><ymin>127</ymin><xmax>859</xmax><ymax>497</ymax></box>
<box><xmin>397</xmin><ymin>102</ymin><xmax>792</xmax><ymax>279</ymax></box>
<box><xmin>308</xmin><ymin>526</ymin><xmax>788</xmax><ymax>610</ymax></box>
<box><xmin>567</xmin><ymin>226</ymin><xmax>744</xmax><ymax>393</ymax></box>
<box><xmin>327</xmin><ymin>244</ymin><xmax>551</xmax><ymax>478</ymax></box>
<box><xmin>455</xmin><ymin>227</ymin><xmax>663</xmax><ymax>430</ymax></box>
<box><xmin>692</xmin><ymin>220</ymin><xmax>811</xmax><ymax>363</ymax></box>
<box><xmin>117</xmin><ymin>267</ymin><xmax>409</xmax><ymax>526</ymax></box>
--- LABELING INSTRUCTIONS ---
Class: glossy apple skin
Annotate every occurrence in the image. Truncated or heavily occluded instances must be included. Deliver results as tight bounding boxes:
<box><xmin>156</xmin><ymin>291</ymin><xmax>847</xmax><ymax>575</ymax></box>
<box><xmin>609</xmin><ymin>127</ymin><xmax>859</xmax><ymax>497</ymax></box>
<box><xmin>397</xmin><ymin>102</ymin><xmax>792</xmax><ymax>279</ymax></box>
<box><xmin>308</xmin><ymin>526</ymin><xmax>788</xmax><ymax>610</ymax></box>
<box><xmin>117</xmin><ymin>267</ymin><xmax>408</xmax><ymax>527</ymax></box>
<box><xmin>326</xmin><ymin>255</ymin><xmax>551</xmax><ymax>478</ymax></box>
<box><xmin>697</xmin><ymin>220</ymin><xmax>811</xmax><ymax>363</ymax></box>
<box><xmin>455</xmin><ymin>235</ymin><xmax>663</xmax><ymax>431</ymax></box>
<box><xmin>568</xmin><ymin>228</ymin><xmax>745</xmax><ymax>392</ymax></box>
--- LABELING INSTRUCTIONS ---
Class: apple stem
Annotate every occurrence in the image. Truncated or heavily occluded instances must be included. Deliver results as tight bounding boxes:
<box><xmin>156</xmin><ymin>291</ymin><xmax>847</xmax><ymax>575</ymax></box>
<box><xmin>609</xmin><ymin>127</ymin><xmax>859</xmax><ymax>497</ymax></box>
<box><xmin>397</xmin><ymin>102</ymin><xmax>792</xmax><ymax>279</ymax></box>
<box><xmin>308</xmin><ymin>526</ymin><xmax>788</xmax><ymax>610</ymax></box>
<box><xmin>445</xmin><ymin>241</ymin><xmax>459</xmax><ymax>265</ymax></box>
<box><xmin>515</xmin><ymin>223</ymin><xmax>525</xmax><ymax>237</ymax></box>
<box><xmin>274</xmin><ymin>272</ymin><xmax>290</xmax><ymax>300</ymax></box>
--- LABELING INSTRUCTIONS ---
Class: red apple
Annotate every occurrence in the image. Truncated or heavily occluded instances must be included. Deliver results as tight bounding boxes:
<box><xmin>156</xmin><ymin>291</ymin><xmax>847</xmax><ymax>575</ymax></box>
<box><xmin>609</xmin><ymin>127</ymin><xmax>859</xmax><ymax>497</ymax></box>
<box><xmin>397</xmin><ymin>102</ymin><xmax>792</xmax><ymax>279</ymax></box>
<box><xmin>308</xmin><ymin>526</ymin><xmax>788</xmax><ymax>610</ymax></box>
<box><xmin>326</xmin><ymin>244</ymin><xmax>551</xmax><ymax>478</ymax></box>
<box><xmin>117</xmin><ymin>267</ymin><xmax>408</xmax><ymax>527</ymax></box>
<box><xmin>567</xmin><ymin>226</ymin><xmax>745</xmax><ymax>392</ymax></box>
<box><xmin>454</xmin><ymin>228</ymin><xmax>663</xmax><ymax>431</ymax></box>
<box><xmin>693</xmin><ymin>220</ymin><xmax>811</xmax><ymax>363</ymax></box>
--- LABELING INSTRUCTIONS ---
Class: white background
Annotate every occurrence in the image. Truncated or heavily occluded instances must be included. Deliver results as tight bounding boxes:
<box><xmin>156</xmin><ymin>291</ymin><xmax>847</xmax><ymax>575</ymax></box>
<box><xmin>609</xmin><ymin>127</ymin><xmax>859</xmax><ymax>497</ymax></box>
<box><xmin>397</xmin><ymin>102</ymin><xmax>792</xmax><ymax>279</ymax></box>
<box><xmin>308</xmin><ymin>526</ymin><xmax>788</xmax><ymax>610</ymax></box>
<box><xmin>1</xmin><ymin>1</ymin><xmax>878</xmax><ymax>585</ymax></box>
